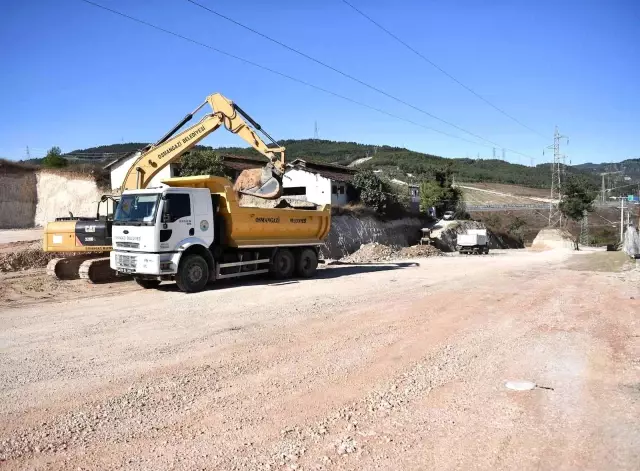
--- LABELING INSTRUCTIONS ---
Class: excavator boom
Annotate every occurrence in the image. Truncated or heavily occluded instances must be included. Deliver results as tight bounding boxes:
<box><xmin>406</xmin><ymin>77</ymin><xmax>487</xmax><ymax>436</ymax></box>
<box><xmin>121</xmin><ymin>93</ymin><xmax>286</xmax><ymax>198</ymax></box>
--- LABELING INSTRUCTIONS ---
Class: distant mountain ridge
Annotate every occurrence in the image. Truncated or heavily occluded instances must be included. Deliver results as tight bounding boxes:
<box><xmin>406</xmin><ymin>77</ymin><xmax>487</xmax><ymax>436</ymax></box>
<box><xmin>22</xmin><ymin>139</ymin><xmax>630</xmax><ymax>189</ymax></box>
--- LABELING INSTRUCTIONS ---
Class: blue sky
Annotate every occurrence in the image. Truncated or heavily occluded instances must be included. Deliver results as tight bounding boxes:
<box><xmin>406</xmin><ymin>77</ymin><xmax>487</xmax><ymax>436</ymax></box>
<box><xmin>1</xmin><ymin>0</ymin><xmax>638</xmax><ymax>165</ymax></box>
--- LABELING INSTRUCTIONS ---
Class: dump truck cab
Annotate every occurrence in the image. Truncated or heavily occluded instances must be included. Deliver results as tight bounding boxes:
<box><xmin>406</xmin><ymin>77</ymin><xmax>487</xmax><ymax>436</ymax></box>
<box><xmin>111</xmin><ymin>186</ymin><xmax>214</xmax><ymax>281</ymax></box>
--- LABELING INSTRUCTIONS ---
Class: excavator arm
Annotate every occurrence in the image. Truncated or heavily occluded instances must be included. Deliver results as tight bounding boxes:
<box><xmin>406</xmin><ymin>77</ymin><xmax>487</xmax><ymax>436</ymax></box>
<box><xmin>121</xmin><ymin>93</ymin><xmax>286</xmax><ymax>199</ymax></box>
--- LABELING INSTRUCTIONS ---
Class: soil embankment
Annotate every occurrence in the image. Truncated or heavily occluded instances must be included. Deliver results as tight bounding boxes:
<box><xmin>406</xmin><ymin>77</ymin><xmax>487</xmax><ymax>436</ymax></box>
<box><xmin>0</xmin><ymin>162</ymin><xmax>37</xmax><ymax>229</ymax></box>
<box><xmin>0</xmin><ymin>163</ymin><xmax>105</xmax><ymax>229</ymax></box>
<box><xmin>321</xmin><ymin>213</ymin><xmax>424</xmax><ymax>259</ymax></box>
<box><xmin>33</xmin><ymin>172</ymin><xmax>104</xmax><ymax>227</ymax></box>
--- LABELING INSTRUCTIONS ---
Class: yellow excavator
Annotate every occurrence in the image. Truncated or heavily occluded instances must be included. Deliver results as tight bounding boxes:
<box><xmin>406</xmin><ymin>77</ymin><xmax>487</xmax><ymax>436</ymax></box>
<box><xmin>43</xmin><ymin>92</ymin><xmax>286</xmax><ymax>282</ymax></box>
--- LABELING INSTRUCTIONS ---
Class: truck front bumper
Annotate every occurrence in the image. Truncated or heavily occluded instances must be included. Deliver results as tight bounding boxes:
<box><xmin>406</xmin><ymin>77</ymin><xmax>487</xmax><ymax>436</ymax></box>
<box><xmin>110</xmin><ymin>251</ymin><xmax>180</xmax><ymax>276</ymax></box>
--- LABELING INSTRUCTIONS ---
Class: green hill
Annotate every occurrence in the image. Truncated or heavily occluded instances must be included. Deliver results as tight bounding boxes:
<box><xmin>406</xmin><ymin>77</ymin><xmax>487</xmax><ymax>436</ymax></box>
<box><xmin>25</xmin><ymin>138</ymin><xmax>611</xmax><ymax>189</ymax></box>
<box><xmin>214</xmin><ymin>139</ymin><xmax>598</xmax><ymax>189</ymax></box>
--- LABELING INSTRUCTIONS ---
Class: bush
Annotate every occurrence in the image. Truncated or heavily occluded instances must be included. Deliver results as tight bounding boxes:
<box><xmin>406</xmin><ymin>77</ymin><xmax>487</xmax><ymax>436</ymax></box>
<box><xmin>179</xmin><ymin>150</ymin><xmax>232</xmax><ymax>178</ymax></box>
<box><xmin>419</xmin><ymin>168</ymin><xmax>462</xmax><ymax>216</ymax></box>
<box><xmin>42</xmin><ymin>146</ymin><xmax>68</xmax><ymax>168</ymax></box>
<box><xmin>352</xmin><ymin>170</ymin><xmax>387</xmax><ymax>213</ymax></box>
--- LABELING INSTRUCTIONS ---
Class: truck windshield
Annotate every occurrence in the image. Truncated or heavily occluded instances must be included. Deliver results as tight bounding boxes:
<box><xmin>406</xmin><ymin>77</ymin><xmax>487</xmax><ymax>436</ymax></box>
<box><xmin>113</xmin><ymin>194</ymin><xmax>160</xmax><ymax>226</ymax></box>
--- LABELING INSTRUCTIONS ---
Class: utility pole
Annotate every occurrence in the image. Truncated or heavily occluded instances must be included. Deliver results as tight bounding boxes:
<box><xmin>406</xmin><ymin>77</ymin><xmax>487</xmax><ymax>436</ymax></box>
<box><xmin>620</xmin><ymin>197</ymin><xmax>625</xmax><ymax>243</ymax></box>
<box><xmin>627</xmin><ymin>205</ymin><xmax>630</xmax><ymax>227</ymax></box>
<box><xmin>547</xmin><ymin>126</ymin><xmax>569</xmax><ymax>227</ymax></box>
<box><xmin>580</xmin><ymin>210</ymin><xmax>589</xmax><ymax>247</ymax></box>
<box><xmin>600</xmin><ymin>171</ymin><xmax>623</xmax><ymax>203</ymax></box>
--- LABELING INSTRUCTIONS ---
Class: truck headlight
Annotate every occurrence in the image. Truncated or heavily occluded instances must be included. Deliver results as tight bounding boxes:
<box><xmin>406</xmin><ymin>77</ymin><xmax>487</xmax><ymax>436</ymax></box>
<box><xmin>160</xmin><ymin>261</ymin><xmax>173</xmax><ymax>271</ymax></box>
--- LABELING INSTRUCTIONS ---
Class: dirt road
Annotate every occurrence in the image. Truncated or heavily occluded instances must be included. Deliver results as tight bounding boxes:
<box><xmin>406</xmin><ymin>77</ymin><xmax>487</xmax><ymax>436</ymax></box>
<box><xmin>0</xmin><ymin>229</ymin><xmax>42</xmax><ymax>245</ymax></box>
<box><xmin>1</xmin><ymin>250</ymin><xmax>639</xmax><ymax>470</ymax></box>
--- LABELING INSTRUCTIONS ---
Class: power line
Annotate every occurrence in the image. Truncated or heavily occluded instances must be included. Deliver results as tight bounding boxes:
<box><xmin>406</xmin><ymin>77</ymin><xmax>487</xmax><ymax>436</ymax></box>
<box><xmin>183</xmin><ymin>0</ymin><xmax>534</xmax><ymax>162</ymax></box>
<box><xmin>78</xmin><ymin>0</ymin><xmax>497</xmax><ymax>150</ymax></box>
<box><xmin>341</xmin><ymin>0</ymin><xmax>547</xmax><ymax>141</ymax></box>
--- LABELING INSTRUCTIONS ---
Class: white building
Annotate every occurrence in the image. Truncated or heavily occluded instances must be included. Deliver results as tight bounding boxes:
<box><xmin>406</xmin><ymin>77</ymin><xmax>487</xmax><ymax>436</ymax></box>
<box><xmin>282</xmin><ymin>159</ymin><xmax>356</xmax><ymax>206</ymax></box>
<box><xmin>104</xmin><ymin>152</ymin><xmax>180</xmax><ymax>192</ymax></box>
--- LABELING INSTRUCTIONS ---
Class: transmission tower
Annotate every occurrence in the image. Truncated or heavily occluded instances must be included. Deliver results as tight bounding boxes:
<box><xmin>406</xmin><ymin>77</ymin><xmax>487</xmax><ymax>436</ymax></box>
<box><xmin>579</xmin><ymin>210</ymin><xmax>589</xmax><ymax>246</ymax></box>
<box><xmin>314</xmin><ymin>121</ymin><xmax>319</xmax><ymax>140</ymax></box>
<box><xmin>546</xmin><ymin>126</ymin><xmax>569</xmax><ymax>227</ymax></box>
<box><xmin>502</xmin><ymin>148</ymin><xmax>506</xmax><ymax>161</ymax></box>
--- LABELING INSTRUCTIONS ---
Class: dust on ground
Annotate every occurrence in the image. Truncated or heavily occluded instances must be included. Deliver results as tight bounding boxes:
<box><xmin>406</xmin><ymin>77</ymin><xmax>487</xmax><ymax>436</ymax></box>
<box><xmin>565</xmin><ymin>250</ymin><xmax>633</xmax><ymax>272</ymax></box>
<box><xmin>0</xmin><ymin>242</ymin><xmax>61</xmax><ymax>272</ymax></box>
<box><xmin>341</xmin><ymin>242</ymin><xmax>443</xmax><ymax>263</ymax></box>
<box><xmin>0</xmin><ymin>229</ymin><xmax>42</xmax><ymax>245</ymax></box>
<box><xmin>1</xmin><ymin>249</ymin><xmax>639</xmax><ymax>470</ymax></box>
<box><xmin>0</xmin><ymin>269</ymin><xmax>137</xmax><ymax>307</ymax></box>
<box><xmin>0</xmin><ymin>236</ymin><xmax>139</xmax><ymax>306</ymax></box>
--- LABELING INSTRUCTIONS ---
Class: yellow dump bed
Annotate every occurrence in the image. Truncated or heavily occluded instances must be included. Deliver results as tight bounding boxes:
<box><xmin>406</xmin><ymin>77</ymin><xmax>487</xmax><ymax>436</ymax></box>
<box><xmin>163</xmin><ymin>176</ymin><xmax>331</xmax><ymax>248</ymax></box>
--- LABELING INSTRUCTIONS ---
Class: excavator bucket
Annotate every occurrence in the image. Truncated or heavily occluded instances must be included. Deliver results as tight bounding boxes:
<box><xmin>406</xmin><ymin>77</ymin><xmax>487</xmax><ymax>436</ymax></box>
<box><xmin>234</xmin><ymin>167</ymin><xmax>283</xmax><ymax>200</ymax></box>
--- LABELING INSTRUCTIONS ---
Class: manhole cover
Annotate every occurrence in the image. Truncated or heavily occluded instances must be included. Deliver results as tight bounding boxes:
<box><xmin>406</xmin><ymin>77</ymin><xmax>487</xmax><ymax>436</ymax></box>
<box><xmin>505</xmin><ymin>380</ymin><xmax>536</xmax><ymax>391</ymax></box>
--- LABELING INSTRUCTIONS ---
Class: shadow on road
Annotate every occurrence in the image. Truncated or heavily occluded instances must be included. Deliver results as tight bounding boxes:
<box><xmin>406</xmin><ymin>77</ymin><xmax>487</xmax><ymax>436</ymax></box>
<box><xmin>316</xmin><ymin>262</ymin><xmax>419</xmax><ymax>279</ymax></box>
<box><xmin>155</xmin><ymin>262</ymin><xmax>418</xmax><ymax>293</ymax></box>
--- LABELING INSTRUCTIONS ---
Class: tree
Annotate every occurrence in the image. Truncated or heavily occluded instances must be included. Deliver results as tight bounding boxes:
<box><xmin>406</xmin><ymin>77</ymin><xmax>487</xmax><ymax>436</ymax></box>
<box><xmin>507</xmin><ymin>216</ymin><xmax>527</xmax><ymax>241</ymax></box>
<box><xmin>558</xmin><ymin>175</ymin><xmax>598</xmax><ymax>222</ymax></box>
<box><xmin>352</xmin><ymin>170</ymin><xmax>387</xmax><ymax>212</ymax></box>
<box><xmin>179</xmin><ymin>150</ymin><xmax>231</xmax><ymax>178</ymax></box>
<box><xmin>419</xmin><ymin>168</ymin><xmax>462</xmax><ymax>216</ymax></box>
<box><xmin>388</xmin><ymin>182</ymin><xmax>411</xmax><ymax>208</ymax></box>
<box><xmin>42</xmin><ymin>146</ymin><xmax>68</xmax><ymax>168</ymax></box>
<box><xmin>559</xmin><ymin>175</ymin><xmax>598</xmax><ymax>250</ymax></box>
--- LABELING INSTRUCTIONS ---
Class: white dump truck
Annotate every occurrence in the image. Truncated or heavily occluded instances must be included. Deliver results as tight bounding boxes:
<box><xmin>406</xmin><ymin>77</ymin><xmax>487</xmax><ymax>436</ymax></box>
<box><xmin>456</xmin><ymin>229</ymin><xmax>489</xmax><ymax>255</ymax></box>
<box><xmin>110</xmin><ymin>176</ymin><xmax>331</xmax><ymax>293</ymax></box>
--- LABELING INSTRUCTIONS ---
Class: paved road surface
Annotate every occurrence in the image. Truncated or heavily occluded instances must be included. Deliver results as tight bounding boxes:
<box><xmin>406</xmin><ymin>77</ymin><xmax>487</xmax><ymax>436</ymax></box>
<box><xmin>1</xmin><ymin>250</ymin><xmax>639</xmax><ymax>470</ymax></box>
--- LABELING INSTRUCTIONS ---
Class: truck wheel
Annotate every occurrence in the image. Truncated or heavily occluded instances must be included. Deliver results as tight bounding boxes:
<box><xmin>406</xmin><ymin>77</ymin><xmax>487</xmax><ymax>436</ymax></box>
<box><xmin>270</xmin><ymin>249</ymin><xmax>295</xmax><ymax>279</ymax></box>
<box><xmin>176</xmin><ymin>254</ymin><xmax>209</xmax><ymax>293</ymax></box>
<box><xmin>135</xmin><ymin>278</ymin><xmax>161</xmax><ymax>289</ymax></box>
<box><xmin>296</xmin><ymin>248</ymin><xmax>318</xmax><ymax>278</ymax></box>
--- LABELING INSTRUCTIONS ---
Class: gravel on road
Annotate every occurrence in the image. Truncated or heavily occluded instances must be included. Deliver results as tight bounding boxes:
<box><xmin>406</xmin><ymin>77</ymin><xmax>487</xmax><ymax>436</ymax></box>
<box><xmin>341</xmin><ymin>242</ymin><xmax>443</xmax><ymax>263</ymax></box>
<box><xmin>1</xmin><ymin>249</ymin><xmax>639</xmax><ymax>470</ymax></box>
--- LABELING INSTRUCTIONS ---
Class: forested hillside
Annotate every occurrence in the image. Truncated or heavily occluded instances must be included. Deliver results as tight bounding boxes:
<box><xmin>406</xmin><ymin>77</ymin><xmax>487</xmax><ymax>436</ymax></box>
<box><xmin>215</xmin><ymin>139</ymin><xmax>598</xmax><ymax>188</ymax></box>
<box><xmin>575</xmin><ymin>159</ymin><xmax>640</xmax><ymax>179</ymax></box>
<box><xmin>23</xmin><ymin>138</ymin><xmax>612</xmax><ymax>189</ymax></box>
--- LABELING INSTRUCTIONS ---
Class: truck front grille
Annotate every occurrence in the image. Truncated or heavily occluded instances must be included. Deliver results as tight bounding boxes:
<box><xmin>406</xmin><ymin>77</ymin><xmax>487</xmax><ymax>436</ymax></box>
<box><xmin>115</xmin><ymin>254</ymin><xmax>137</xmax><ymax>268</ymax></box>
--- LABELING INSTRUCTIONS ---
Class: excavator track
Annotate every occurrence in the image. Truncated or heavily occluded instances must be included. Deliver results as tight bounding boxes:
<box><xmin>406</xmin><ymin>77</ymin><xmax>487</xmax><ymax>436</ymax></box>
<box><xmin>46</xmin><ymin>254</ymin><xmax>121</xmax><ymax>283</ymax></box>
<box><xmin>78</xmin><ymin>257</ymin><xmax>120</xmax><ymax>284</ymax></box>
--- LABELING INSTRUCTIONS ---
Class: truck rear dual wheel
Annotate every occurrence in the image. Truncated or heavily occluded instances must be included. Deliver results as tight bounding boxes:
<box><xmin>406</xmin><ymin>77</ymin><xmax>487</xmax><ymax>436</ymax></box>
<box><xmin>296</xmin><ymin>248</ymin><xmax>318</xmax><ymax>278</ymax></box>
<box><xmin>270</xmin><ymin>248</ymin><xmax>318</xmax><ymax>279</ymax></box>
<box><xmin>271</xmin><ymin>249</ymin><xmax>295</xmax><ymax>279</ymax></box>
<box><xmin>176</xmin><ymin>254</ymin><xmax>209</xmax><ymax>293</ymax></box>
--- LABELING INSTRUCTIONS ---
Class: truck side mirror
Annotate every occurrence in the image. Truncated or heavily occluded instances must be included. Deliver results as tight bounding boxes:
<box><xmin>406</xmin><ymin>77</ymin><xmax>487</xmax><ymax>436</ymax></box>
<box><xmin>162</xmin><ymin>198</ymin><xmax>172</xmax><ymax>223</ymax></box>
